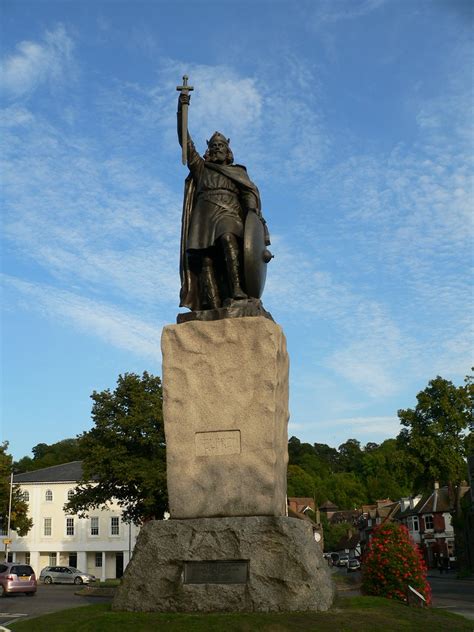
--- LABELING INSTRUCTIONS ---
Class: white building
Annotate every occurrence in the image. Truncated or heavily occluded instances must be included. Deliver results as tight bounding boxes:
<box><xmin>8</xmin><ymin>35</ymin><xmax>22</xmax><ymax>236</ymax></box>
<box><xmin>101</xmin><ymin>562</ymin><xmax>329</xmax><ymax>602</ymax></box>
<box><xmin>6</xmin><ymin>461</ymin><xmax>140</xmax><ymax>580</ymax></box>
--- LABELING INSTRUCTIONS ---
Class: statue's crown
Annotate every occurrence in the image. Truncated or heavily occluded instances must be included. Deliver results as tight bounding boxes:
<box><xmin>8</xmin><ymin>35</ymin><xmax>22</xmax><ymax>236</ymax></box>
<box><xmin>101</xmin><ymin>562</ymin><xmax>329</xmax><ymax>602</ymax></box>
<box><xmin>207</xmin><ymin>132</ymin><xmax>230</xmax><ymax>146</ymax></box>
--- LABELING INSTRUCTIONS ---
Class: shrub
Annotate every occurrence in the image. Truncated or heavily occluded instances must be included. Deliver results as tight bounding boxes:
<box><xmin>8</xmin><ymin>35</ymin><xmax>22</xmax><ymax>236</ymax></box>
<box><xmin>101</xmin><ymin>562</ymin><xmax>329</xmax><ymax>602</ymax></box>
<box><xmin>362</xmin><ymin>522</ymin><xmax>431</xmax><ymax>605</ymax></box>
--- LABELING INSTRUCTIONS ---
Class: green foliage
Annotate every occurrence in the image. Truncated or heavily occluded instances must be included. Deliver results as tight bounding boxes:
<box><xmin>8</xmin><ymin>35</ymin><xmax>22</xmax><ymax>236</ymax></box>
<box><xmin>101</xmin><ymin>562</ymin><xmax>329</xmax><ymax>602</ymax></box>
<box><xmin>14</xmin><ymin>438</ymin><xmax>87</xmax><ymax>473</ymax></box>
<box><xmin>286</xmin><ymin>465</ymin><xmax>316</xmax><ymax>497</ymax></box>
<box><xmin>320</xmin><ymin>513</ymin><xmax>354</xmax><ymax>552</ymax></box>
<box><xmin>65</xmin><ymin>372</ymin><xmax>167</xmax><ymax>524</ymax></box>
<box><xmin>362</xmin><ymin>522</ymin><xmax>431</xmax><ymax>604</ymax></box>
<box><xmin>0</xmin><ymin>443</ymin><xmax>33</xmax><ymax>537</ymax></box>
<box><xmin>397</xmin><ymin>375</ymin><xmax>471</xmax><ymax>491</ymax></box>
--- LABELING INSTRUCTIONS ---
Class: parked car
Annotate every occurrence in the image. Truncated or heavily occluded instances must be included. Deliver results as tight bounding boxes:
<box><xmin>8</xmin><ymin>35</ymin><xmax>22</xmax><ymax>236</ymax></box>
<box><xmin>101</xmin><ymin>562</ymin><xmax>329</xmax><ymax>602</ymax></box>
<box><xmin>336</xmin><ymin>554</ymin><xmax>349</xmax><ymax>567</ymax></box>
<box><xmin>347</xmin><ymin>558</ymin><xmax>361</xmax><ymax>572</ymax></box>
<box><xmin>0</xmin><ymin>563</ymin><xmax>37</xmax><ymax>597</ymax></box>
<box><xmin>40</xmin><ymin>566</ymin><xmax>96</xmax><ymax>585</ymax></box>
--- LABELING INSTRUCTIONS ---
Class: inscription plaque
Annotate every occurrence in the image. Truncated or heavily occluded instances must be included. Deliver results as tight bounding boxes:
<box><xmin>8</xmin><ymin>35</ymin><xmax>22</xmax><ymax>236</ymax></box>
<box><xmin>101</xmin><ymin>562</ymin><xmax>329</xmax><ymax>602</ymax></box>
<box><xmin>195</xmin><ymin>430</ymin><xmax>241</xmax><ymax>456</ymax></box>
<box><xmin>183</xmin><ymin>560</ymin><xmax>249</xmax><ymax>584</ymax></box>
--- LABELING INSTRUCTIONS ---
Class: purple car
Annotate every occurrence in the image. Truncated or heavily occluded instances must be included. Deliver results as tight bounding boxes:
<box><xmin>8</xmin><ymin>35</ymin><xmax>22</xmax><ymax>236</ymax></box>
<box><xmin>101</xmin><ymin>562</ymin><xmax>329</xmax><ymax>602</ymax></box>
<box><xmin>0</xmin><ymin>562</ymin><xmax>37</xmax><ymax>596</ymax></box>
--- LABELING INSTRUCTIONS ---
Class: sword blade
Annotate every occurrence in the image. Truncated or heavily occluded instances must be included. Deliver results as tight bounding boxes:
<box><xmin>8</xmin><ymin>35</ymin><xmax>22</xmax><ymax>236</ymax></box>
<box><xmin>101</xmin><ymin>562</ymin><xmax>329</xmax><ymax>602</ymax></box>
<box><xmin>181</xmin><ymin>104</ymin><xmax>189</xmax><ymax>165</ymax></box>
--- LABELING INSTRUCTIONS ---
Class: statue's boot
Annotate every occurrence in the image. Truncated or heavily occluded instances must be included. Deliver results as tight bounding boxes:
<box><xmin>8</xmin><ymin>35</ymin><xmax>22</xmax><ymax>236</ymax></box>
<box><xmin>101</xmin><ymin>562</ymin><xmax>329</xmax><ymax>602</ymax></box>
<box><xmin>202</xmin><ymin>257</ymin><xmax>221</xmax><ymax>309</ymax></box>
<box><xmin>221</xmin><ymin>233</ymin><xmax>247</xmax><ymax>300</ymax></box>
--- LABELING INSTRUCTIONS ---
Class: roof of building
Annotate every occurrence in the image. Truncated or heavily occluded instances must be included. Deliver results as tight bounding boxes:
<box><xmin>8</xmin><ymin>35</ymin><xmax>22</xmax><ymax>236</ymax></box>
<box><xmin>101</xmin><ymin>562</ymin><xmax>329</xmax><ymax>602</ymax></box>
<box><xmin>320</xmin><ymin>500</ymin><xmax>338</xmax><ymax>510</ymax></box>
<box><xmin>417</xmin><ymin>485</ymin><xmax>470</xmax><ymax>514</ymax></box>
<box><xmin>13</xmin><ymin>461</ymin><xmax>85</xmax><ymax>483</ymax></box>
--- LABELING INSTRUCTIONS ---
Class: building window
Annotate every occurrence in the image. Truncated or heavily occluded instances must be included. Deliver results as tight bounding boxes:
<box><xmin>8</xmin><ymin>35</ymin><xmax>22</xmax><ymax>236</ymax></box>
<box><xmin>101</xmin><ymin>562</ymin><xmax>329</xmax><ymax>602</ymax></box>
<box><xmin>110</xmin><ymin>516</ymin><xmax>120</xmax><ymax>536</ymax></box>
<box><xmin>69</xmin><ymin>553</ymin><xmax>77</xmax><ymax>568</ymax></box>
<box><xmin>45</xmin><ymin>489</ymin><xmax>53</xmax><ymax>502</ymax></box>
<box><xmin>49</xmin><ymin>552</ymin><xmax>57</xmax><ymax>566</ymax></box>
<box><xmin>44</xmin><ymin>518</ymin><xmax>52</xmax><ymax>536</ymax></box>
<box><xmin>95</xmin><ymin>553</ymin><xmax>103</xmax><ymax>568</ymax></box>
<box><xmin>25</xmin><ymin>552</ymin><xmax>30</xmax><ymax>565</ymax></box>
<box><xmin>90</xmin><ymin>517</ymin><xmax>99</xmax><ymax>536</ymax></box>
<box><xmin>408</xmin><ymin>515</ymin><xmax>419</xmax><ymax>532</ymax></box>
<box><xmin>67</xmin><ymin>489</ymin><xmax>74</xmax><ymax>500</ymax></box>
<box><xmin>23</xmin><ymin>491</ymin><xmax>29</xmax><ymax>502</ymax></box>
<box><xmin>425</xmin><ymin>515</ymin><xmax>434</xmax><ymax>530</ymax></box>
<box><xmin>66</xmin><ymin>517</ymin><xmax>74</xmax><ymax>536</ymax></box>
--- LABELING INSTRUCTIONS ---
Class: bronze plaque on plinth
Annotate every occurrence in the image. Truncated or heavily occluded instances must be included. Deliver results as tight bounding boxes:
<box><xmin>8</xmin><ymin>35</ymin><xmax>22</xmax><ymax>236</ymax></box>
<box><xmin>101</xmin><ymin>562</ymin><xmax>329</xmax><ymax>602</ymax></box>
<box><xmin>183</xmin><ymin>560</ymin><xmax>249</xmax><ymax>584</ymax></box>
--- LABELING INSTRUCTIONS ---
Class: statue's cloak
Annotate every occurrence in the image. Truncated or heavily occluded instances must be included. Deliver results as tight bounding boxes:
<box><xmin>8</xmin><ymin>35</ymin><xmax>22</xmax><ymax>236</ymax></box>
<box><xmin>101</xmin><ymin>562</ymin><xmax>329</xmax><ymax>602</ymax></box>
<box><xmin>179</xmin><ymin>162</ymin><xmax>261</xmax><ymax>311</ymax></box>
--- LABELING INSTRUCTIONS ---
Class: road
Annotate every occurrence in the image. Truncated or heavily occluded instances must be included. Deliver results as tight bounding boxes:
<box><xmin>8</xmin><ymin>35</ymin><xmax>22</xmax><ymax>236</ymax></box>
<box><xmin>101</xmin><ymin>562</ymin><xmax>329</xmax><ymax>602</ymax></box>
<box><xmin>429</xmin><ymin>573</ymin><xmax>474</xmax><ymax>621</ymax></box>
<box><xmin>0</xmin><ymin>584</ymin><xmax>111</xmax><ymax>628</ymax></box>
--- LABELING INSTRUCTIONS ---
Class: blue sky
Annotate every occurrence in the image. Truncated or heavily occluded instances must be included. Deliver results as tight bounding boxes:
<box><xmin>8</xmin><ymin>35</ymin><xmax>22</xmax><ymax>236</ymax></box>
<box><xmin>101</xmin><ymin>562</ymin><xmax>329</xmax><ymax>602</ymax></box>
<box><xmin>1</xmin><ymin>0</ymin><xmax>473</xmax><ymax>461</ymax></box>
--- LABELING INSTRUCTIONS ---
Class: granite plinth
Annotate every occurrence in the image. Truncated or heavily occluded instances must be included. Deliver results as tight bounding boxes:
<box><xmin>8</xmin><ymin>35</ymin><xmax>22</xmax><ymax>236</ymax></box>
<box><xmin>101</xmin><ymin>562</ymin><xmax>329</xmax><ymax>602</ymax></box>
<box><xmin>112</xmin><ymin>517</ymin><xmax>335</xmax><ymax>613</ymax></box>
<box><xmin>161</xmin><ymin>316</ymin><xmax>289</xmax><ymax>519</ymax></box>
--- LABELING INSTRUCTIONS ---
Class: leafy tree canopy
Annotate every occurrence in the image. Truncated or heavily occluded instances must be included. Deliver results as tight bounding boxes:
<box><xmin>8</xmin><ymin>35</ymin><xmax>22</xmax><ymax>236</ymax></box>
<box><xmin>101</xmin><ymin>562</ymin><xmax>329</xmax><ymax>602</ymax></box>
<box><xmin>14</xmin><ymin>438</ymin><xmax>87</xmax><ymax>473</ymax></box>
<box><xmin>65</xmin><ymin>372</ymin><xmax>167</xmax><ymax>524</ymax></box>
<box><xmin>397</xmin><ymin>374</ymin><xmax>471</xmax><ymax>492</ymax></box>
<box><xmin>0</xmin><ymin>443</ymin><xmax>33</xmax><ymax>537</ymax></box>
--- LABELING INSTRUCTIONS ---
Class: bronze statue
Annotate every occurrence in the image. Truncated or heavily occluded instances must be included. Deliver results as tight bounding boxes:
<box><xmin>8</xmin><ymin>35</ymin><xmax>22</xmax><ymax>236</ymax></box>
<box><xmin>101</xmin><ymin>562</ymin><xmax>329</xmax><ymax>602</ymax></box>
<box><xmin>177</xmin><ymin>76</ymin><xmax>272</xmax><ymax>315</ymax></box>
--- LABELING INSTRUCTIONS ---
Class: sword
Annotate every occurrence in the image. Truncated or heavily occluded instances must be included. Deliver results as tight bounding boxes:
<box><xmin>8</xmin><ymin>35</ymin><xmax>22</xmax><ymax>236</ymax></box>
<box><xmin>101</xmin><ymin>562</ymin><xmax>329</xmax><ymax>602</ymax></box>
<box><xmin>176</xmin><ymin>75</ymin><xmax>194</xmax><ymax>165</ymax></box>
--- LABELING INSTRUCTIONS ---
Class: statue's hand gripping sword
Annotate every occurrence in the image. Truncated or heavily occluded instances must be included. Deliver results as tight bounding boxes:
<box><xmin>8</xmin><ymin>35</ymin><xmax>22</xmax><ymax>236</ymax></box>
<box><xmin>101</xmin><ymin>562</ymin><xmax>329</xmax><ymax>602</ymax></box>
<box><xmin>176</xmin><ymin>75</ymin><xmax>194</xmax><ymax>165</ymax></box>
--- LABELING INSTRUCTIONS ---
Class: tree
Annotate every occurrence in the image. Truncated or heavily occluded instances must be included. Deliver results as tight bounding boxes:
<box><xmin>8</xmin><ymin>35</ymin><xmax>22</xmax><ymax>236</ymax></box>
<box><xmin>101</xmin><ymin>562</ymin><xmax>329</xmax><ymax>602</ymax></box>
<box><xmin>337</xmin><ymin>439</ymin><xmax>363</xmax><ymax>473</ymax></box>
<box><xmin>362</xmin><ymin>522</ymin><xmax>431</xmax><ymax>604</ymax></box>
<box><xmin>287</xmin><ymin>465</ymin><xmax>316</xmax><ymax>498</ymax></box>
<box><xmin>0</xmin><ymin>443</ymin><xmax>33</xmax><ymax>537</ymax></box>
<box><xmin>14</xmin><ymin>438</ymin><xmax>87</xmax><ymax>473</ymax></box>
<box><xmin>397</xmin><ymin>375</ymin><xmax>471</xmax><ymax>503</ymax></box>
<box><xmin>65</xmin><ymin>372</ymin><xmax>167</xmax><ymax>524</ymax></box>
<box><xmin>361</xmin><ymin>439</ymin><xmax>415</xmax><ymax>503</ymax></box>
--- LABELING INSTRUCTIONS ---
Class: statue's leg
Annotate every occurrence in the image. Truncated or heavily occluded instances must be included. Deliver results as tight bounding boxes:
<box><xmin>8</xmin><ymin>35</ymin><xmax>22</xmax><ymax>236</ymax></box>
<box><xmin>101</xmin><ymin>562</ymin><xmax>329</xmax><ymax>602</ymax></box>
<box><xmin>201</xmin><ymin>255</ymin><xmax>221</xmax><ymax>309</ymax></box>
<box><xmin>220</xmin><ymin>233</ymin><xmax>247</xmax><ymax>300</ymax></box>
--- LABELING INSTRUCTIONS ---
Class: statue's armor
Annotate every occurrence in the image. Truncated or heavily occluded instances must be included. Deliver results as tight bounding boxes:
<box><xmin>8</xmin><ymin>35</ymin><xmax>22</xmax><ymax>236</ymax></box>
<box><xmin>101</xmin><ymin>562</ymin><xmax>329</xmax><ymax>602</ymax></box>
<box><xmin>186</xmin><ymin>142</ymin><xmax>244</xmax><ymax>250</ymax></box>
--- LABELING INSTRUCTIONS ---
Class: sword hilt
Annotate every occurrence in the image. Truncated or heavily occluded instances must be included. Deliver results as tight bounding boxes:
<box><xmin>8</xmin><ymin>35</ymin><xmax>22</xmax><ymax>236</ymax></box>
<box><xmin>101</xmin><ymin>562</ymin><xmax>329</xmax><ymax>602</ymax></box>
<box><xmin>176</xmin><ymin>75</ymin><xmax>194</xmax><ymax>94</ymax></box>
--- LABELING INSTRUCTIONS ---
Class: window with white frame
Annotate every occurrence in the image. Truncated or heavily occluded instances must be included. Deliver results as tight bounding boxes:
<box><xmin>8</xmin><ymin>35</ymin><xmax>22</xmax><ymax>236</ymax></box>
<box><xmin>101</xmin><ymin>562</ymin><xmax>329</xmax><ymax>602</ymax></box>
<box><xmin>49</xmin><ymin>552</ymin><xmax>57</xmax><ymax>566</ymax></box>
<box><xmin>23</xmin><ymin>491</ymin><xmax>29</xmax><ymax>502</ymax></box>
<box><xmin>90</xmin><ymin>516</ymin><xmax>99</xmax><ymax>536</ymax></box>
<box><xmin>25</xmin><ymin>552</ymin><xmax>30</xmax><ymax>565</ymax></box>
<box><xmin>65</xmin><ymin>517</ymin><xmax>74</xmax><ymax>536</ymax></box>
<box><xmin>67</xmin><ymin>489</ymin><xmax>74</xmax><ymax>500</ymax></box>
<box><xmin>408</xmin><ymin>515</ymin><xmax>419</xmax><ymax>532</ymax></box>
<box><xmin>44</xmin><ymin>517</ymin><xmax>52</xmax><ymax>536</ymax></box>
<box><xmin>45</xmin><ymin>489</ymin><xmax>53</xmax><ymax>502</ymax></box>
<box><xmin>95</xmin><ymin>552</ymin><xmax>103</xmax><ymax>568</ymax></box>
<box><xmin>424</xmin><ymin>514</ymin><xmax>434</xmax><ymax>530</ymax></box>
<box><xmin>110</xmin><ymin>516</ymin><xmax>120</xmax><ymax>536</ymax></box>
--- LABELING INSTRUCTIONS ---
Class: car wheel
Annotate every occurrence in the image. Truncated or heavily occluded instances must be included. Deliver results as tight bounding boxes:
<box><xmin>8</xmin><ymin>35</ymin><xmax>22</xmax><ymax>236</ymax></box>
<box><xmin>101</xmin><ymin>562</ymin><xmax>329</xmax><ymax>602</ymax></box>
<box><xmin>26</xmin><ymin>592</ymin><xmax>35</xmax><ymax>597</ymax></box>
<box><xmin>0</xmin><ymin>584</ymin><xmax>5</xmax><ymax>597</ymax></box>
<box><xmin>74</xmin><ymin>577</ymin><xmax>83</xmax><ymax>585</ymax></box>
<box><xmin>44</xmin><ymin>576</ymin><xmax>53</xmax><ymax>585</ymax></box>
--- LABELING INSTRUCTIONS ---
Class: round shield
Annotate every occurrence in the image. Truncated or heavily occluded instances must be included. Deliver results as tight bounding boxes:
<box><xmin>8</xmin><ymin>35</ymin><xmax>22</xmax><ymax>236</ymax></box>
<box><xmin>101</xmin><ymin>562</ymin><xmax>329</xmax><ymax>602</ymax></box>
<box><xmin>243</xmin><ymin>212</ymin><xmax>271</xmax><ymax>298</ymax></box>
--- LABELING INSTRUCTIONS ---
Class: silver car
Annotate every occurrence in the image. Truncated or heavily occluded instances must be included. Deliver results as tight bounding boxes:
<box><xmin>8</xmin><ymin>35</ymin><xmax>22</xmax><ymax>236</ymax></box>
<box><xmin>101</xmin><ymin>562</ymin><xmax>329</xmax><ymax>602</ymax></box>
<box><xmin>40</xmin><ymin>566</ymin><xmax>96</xmax><ymax>585</ymax></box>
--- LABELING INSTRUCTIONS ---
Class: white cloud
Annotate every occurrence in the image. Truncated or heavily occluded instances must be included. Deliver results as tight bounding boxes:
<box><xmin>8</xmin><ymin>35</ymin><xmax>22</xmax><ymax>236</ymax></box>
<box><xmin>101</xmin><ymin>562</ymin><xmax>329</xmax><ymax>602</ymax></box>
<box><xmin>1</xmin><ymin>108</ymin><xmax>182</xmax><ymax>309</ymax></box>
<box><xmin>3</xmin><ymin>275</ymin><xmax>164</xmax><ymax>361</ymax></box>
<box><xmin>0</xmin><ymin>25</ymin><xmax>74</xmax><ymax>98</ymax></box>
<box><xmin>317</xmin><ymin>415</ymin><xmax>401</xmax><ymax>436</ymax></box>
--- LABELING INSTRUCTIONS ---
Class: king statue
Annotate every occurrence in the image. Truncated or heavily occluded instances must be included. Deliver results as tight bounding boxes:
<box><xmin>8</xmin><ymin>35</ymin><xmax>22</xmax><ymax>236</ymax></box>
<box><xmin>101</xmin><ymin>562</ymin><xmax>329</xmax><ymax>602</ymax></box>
<box><xmin>177</xmin><ymin>76</ymin><xmax>272</xmax><ymax>313</ymax></box>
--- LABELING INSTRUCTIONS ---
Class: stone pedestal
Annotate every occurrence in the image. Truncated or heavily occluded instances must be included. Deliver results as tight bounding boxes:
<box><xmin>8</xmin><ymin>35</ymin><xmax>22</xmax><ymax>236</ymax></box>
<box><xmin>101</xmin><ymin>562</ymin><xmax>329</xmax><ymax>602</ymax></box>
<box><xmin>161</xmin><ymin>317</ymin><xmax>289</xmax><ymax>519</ymax></box>
<box><xmin>112</xmin><ymin>517</ymin><xmax>335</xmax><ymax>613</ymax></box>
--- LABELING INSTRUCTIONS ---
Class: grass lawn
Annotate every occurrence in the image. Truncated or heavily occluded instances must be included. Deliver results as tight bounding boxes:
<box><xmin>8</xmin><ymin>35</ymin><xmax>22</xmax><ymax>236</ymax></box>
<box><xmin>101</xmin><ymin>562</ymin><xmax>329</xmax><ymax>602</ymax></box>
<box><xmin>9</xmin><ymin>595</ymin><xmax>472</xmax><ymax>631</ymax></box>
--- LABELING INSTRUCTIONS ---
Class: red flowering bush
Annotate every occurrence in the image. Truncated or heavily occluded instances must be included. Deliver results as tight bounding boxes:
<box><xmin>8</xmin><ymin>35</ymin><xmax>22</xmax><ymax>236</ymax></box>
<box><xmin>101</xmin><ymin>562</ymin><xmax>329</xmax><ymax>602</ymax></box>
<box><xmin>362</xmin><ymin>522</ymin><xmax>431</xmax><ymax>605</ymax></box>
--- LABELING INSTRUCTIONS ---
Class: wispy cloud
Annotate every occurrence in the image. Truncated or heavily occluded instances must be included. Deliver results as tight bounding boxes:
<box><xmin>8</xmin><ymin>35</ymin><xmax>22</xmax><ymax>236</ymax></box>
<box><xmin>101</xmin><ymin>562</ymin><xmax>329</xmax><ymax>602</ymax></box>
<box><xmin>3</xmin><ymin>275</ymin><xmax>164</xmax><ymax>360</ymax></box>
<box><xmin>0</xmin><ymin>25</ymin><xmax>75</xmax><ymax>98</ymax></box>
<box><xmin>1</xmin><ymin>106</ymin><xmax>182</xmax><ymax>310</ymax></box>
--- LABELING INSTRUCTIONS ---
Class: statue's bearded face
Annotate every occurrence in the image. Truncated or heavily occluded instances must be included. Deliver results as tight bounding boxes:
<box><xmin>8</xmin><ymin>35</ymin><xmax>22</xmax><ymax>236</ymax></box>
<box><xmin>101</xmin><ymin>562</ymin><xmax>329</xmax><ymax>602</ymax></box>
<box><xmin>208</xmin><ymin>139</ymin><xmax>228</xmax><ymax>164</ymax></box>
